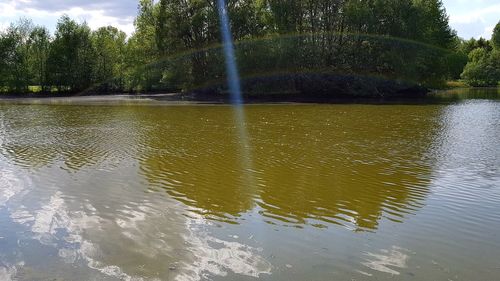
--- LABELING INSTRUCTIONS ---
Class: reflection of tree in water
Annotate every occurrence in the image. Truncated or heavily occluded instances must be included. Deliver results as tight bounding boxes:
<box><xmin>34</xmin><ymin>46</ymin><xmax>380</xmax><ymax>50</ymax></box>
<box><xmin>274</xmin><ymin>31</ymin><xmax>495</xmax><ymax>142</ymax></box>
<box><xmin>254</xmin><ymin>106</ymin><xmax>443</xmax><ymax>231</ymax></box>
<box><xmin>1</xmin><ymin>105</ymin><xmax>273</xmax><ymax>281</ymax></box>
<box><xmin>0</xmin><ymin>105</ymin><xmax>138</xmax><ymax>172</ymax></box>
<box><xmin>139</xmin><ymin>107</ymin><xmax>256</xmax><ymax>222</ymax></box>
<box><xmin>139</xmin><ymin>105</ymin><xmax>442</xmax><ymax>231</ymax></box>
<box><xmin>1</xmin><ymin>104</ymin><xmax>442</xmax><ymax>231</ymax></box>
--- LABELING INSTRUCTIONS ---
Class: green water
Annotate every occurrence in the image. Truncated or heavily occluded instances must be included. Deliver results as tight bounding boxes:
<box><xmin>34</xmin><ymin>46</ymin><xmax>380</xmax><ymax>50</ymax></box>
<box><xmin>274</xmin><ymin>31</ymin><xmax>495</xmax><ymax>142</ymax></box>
<box><xmin>0</xmin><ymin>88</ymin><xmax>499</xmax><ymax>280</ymax></box>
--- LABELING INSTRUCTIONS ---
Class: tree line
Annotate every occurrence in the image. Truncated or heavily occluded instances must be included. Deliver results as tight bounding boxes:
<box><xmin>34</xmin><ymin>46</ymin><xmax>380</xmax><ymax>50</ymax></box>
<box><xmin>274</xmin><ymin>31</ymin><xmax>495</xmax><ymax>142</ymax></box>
<box><xmin>0</xmin><ymin>17</ymin><xmax>126</xmax><ymax>94</ymax></box>
<box><xmin>0</xmin><ymin>0</ymin><xmax>499</xmax><ymax>96</ymax></box>
<box><xmin>460</xmin><ymin>24</ymin><xmax>500</xmax><ymax>87</ymax></box>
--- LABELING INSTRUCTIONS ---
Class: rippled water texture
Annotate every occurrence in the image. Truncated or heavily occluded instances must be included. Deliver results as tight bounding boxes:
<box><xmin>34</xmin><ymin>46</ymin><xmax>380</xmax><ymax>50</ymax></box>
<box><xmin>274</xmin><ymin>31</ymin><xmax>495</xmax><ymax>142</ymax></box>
<box><xmin>0</xmin><ymin>88</ymin><xmax>499</xmax><ymax>280</ymax></box>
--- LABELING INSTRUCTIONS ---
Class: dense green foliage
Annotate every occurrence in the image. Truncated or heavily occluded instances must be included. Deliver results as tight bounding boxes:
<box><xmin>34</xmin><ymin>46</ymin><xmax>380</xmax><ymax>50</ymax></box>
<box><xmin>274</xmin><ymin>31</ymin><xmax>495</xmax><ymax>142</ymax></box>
<box><xmin>0</xmin><ymin>0</ymin><xmax>495</xmax><ymax>96</ymax></box>
<box><xmin>492</xmin><ymin>21</ymin><xmax>500</xmax><ymax>50</ymax></box>
<box><xmin>460</xmin><ymin>21</ymin><xmax>500</xmax><ymax>87</ymax></box>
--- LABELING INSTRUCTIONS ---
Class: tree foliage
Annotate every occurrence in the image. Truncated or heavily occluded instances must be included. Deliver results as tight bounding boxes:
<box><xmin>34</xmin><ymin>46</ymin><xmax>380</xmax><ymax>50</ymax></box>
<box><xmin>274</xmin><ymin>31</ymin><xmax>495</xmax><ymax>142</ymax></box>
<box><xmin>92</xmin><ymin>26</ymin><xmax>127</xmax><ymax>91</ymax></box>
<box><xmin>461</xmin><ymin>49</ymin><xmax>500</xmax><ymax>87</ymax></box>
<box><xmin>492</xmin><ymin>21</ymin><xmax>500</xmax><ymax>50</ymax></box>
<box><xmin>0</xmin><ymin>0</ymin><xmax>490</xmax><ymax>95</ymax></box>
<box><xmin>46</xmin><ymin>16</ymin><xmax>96</xmax><ymax>92</ymax></box>
<box><xmin>460</xmin><ymin>25</ymin><xmax>500</xmax><ymax>87</ymax></box>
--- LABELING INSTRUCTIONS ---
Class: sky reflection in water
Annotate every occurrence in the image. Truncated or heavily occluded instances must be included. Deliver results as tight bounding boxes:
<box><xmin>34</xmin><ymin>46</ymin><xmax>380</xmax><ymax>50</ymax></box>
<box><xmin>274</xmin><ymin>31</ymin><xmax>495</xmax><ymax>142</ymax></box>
<box><xmin>0</xmin><ymin>89</ymin><xmax>499</xmax><ymax>280</ymax></box>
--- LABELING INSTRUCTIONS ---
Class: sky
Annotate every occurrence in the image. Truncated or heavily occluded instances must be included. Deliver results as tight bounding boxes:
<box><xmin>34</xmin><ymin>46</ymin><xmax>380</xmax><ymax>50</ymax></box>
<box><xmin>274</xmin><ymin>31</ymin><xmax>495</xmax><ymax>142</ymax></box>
<box><xmin>0</xmin><ymin>0</ymin><xmax>499</xmax><ymax>39</ymax></box>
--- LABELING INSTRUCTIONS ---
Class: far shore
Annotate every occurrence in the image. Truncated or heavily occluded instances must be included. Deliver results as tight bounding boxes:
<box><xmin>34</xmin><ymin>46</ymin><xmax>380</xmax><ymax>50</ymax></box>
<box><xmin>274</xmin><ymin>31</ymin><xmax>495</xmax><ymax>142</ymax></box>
<box><xmin>0</xmin><ymin>92</ymin><xmax>431</xmax><ymax>105</ymax></box>
<box><xmin>0</xmin><ymin>87</ymin><xmax>498</xmax><ymax>106</ymax></box>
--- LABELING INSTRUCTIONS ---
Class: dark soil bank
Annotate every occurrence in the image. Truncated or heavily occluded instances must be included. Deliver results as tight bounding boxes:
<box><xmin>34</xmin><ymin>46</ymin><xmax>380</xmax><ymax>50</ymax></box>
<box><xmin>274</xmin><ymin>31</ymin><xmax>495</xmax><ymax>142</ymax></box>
<box><xmin>1</xmin><ymin>75</ymin><xmax>429</xmax><ymax>103</ymax></box>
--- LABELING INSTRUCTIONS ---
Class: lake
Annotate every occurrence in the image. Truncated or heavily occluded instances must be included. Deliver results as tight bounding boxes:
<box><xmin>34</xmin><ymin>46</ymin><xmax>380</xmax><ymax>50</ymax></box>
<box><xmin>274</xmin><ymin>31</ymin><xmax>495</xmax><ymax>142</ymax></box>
<box><xmin>0</xmin><ymin>88</ymin><xmax>499</xmax><ymax>280</ymax></box>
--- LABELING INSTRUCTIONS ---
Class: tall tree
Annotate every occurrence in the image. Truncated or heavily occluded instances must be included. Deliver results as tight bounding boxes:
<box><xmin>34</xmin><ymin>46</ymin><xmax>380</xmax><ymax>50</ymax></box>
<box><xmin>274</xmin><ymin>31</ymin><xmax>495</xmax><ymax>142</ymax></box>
<box><xmin>28</xmin><ymin>26</ymin><xmax>51</xmax><ymax>92</ymax></box>
<box><xmin>492</xmin><ymin>21</ymin><xmax>500</xmax><ymax>50</ymax></box>
<box><xmin>125</xmin><ymin>0</ymin><xmax>159</xmax><ymax>92</ymax></box>
<box><xmin>0</xmin><ymin>19</ymin><xmax>34</xmax><ymax>93</ymax></box>
<box><xmin>47</xmin><ymin>16</ymin><xmax>96</xmax><ymax>92</ymax></box>
<box><xmin>0</xmin><ymin>28</ymin><xmax>19</xmax><ymax>92</ymax></box>
<box><xmin>92</xmin><ymin>26</ymin><xmax>127</xmax><ymax>92</ymax></box>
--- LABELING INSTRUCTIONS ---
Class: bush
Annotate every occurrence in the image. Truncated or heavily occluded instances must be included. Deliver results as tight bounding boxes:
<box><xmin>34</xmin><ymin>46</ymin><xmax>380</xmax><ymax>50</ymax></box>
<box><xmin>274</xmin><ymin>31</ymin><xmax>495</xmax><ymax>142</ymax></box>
<box><xmin>461</xmin><ymin>49</ymin><xmax>500</xmax><ymax>87</ymax></box>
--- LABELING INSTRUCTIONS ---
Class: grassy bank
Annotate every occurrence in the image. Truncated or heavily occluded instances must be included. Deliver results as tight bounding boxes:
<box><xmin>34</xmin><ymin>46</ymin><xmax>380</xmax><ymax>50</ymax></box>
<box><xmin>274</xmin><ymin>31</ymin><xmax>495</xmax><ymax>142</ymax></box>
<box><xmin>445</xmin><ymin>80</ymin><xmax>470</xmax><ymax>89</ymax></box>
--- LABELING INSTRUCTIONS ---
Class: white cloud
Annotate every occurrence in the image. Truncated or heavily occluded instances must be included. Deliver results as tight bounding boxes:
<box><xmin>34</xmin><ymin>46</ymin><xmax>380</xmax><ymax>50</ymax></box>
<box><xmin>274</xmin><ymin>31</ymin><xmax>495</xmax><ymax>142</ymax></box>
<box><xmin>0</xmin><ymin>22</ymin><xmax>9</xmax><ymax>32</ymax></box>
<box><xmin>444</xmin><ymin>1</ymin><xmax>500</xmax><ymax>39</ymax></box>
<box><xmin>0</xmin><ymin>0</ymin><xmax>136</xmax><ymax>35</ymax></box>
<box><xmin>481</xmin><ymin>25</ymin><xmax>496</xmax><ymax>39</ymax></box>
<box><xmin>449</xmin><ymin>4</ymin><xmax>500</xmax><ymax>25</ymax></box>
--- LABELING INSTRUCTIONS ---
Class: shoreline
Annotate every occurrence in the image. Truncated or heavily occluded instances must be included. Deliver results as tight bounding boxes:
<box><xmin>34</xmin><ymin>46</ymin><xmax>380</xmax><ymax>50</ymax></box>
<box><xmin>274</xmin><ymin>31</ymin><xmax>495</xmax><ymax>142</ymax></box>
<box><xmin>0</xmin><ymin>92</ymin><xmax>432</xmax><ymax>105</ymax></box>
<box><xmin>0</xmin><ymin>88</ymin><xmax>497</xmax><ymax>105</ymax></box>
<box><xmin>0</xmin><ymin>94</ymin><xmax>432</xmax><ymax>106</ymax></box>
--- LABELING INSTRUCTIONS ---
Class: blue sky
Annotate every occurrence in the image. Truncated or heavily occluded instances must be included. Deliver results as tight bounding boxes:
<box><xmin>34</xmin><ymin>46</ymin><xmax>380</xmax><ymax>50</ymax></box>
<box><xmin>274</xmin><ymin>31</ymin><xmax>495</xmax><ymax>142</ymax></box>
<box><xmin>0</xmin><ymin>0</ymin><xmax>499</xmax><ymax>39</ymax></box>
<box><xmin>443</xmin><ymin>0</ymin><xmax>500</xmax><ymax>39</ymax></box>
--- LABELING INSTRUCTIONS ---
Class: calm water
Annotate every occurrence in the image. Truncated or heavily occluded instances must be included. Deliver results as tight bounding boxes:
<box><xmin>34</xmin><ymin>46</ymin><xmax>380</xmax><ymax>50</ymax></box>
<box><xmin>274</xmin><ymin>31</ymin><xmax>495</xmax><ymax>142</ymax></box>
<box><xmin>0</xmin><ymin>88</ymin><xmax>499</xmax><ymax>280</ymax></box>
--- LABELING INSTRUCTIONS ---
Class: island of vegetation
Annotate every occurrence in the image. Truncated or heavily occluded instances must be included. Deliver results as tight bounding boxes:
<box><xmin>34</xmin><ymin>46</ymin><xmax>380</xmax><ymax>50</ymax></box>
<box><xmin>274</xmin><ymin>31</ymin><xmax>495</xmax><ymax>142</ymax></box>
<box><xmin>1</xmin><ymin>0</ymin><xmax>499</xmax><ymax>101</ymax></box>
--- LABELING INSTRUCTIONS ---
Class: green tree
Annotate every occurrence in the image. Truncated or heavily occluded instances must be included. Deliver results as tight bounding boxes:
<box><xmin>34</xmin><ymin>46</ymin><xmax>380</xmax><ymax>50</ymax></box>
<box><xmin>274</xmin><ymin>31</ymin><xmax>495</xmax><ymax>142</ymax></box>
<box><xmin>124</xmin><ymin>0</ymin><xmax>160</xmax><ymax>92</ymax></box>
<box><xmin>460</xmin><ymin>23</ymin><xmax>500</xmax><ymax>87</ymax></box>
<box><xmin>47</xmin><ymin>16</ymin><xmax>96</xmax><ymax>92</ymax></box>
<box><xmin>492</xmin><ymin>21</ymin><xmax>500</xmax><ymax>50</ymax></box>
<box><xmin>0</xmin><ymin>28</ymin><xmax>19</xmax><ymax>92</ymax></box>
<box><xmin>0</xmin><ymin>19</ymin><xmax>34</xmax><ymax>93</ymax></box>
<box><xmin>461</xmin><ymin>48</ymin><xmax>500</xmax><ymax>87</ymax></box>
<box><xmin>92</xmin><ymin>26</ymin><xmax>127</xmax><ymax>92</ymax></box>
<box><xmin>28</xmin><ymin>26</ymin><xmax>51</xmax><ymax>92</ymax></box>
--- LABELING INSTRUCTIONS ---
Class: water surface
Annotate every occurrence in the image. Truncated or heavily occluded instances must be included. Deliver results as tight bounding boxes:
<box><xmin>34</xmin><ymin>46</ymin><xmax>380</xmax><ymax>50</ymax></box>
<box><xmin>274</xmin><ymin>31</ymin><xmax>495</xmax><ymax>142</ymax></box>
<box><xmin>0</xmin><ymin>88</ymin><xmax>499</xmax><ymax>280</ymax></box>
